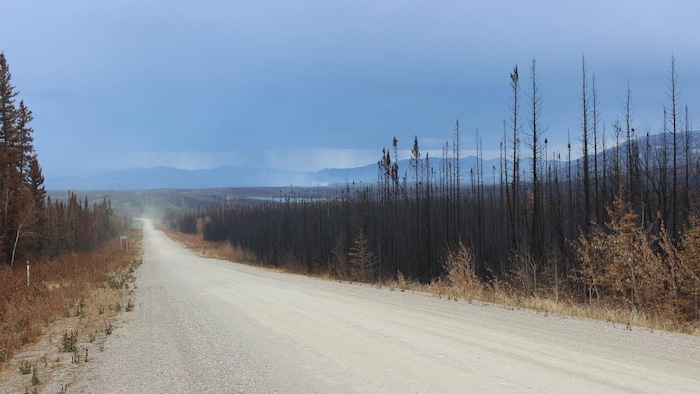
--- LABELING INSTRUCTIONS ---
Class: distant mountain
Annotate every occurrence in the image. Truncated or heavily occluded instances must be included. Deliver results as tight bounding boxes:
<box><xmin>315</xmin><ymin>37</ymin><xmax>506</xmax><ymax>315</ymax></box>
<box><xmin>46</xmin><ymin>156</ymin><xmax>501</xmax><ymax>190</ymax></box>
<box><xmin>47</xmin><ymin>131</ymin><xmax>698</xmax><ymax>190</ymax></box>
<box><xmin>48</xmin><ymin>166</ymin><xmax>312</xmax><ymax>190</ymax></box>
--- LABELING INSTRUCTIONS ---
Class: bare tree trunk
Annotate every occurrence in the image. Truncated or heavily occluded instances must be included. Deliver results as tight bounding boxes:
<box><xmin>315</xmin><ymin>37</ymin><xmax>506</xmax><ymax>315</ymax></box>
<box><xmin>10</xmin><ymin>222</ymin><xmax>23</xmax><ymax>268</ymax></box>
<box><xmin>581</xmin><ymin>56</ymin><xmax>591</xmax><ymax>227</ymax></box>
<box><xmin>667</xmin><ymin>55</ymin><xmax>680</xmax><ymax>239</ymax></box>
<box><xmin>592</xmin><ymin>73</ymin><xmax>601</xmax><ymax>225</ymax></box>
<box><xmin>624</xmin><ymin>83</ymin><xmax>636</xmax><ymax>205</ymax></box>
<box><xmin>509</xmin><ymin>65</ymin><xmax>520</xmax><ymax>251</ymax></box>
<box><xmin>527</xmin><ymin>59</ymin><xmax>545</xmax><ymax>269</ymax></box>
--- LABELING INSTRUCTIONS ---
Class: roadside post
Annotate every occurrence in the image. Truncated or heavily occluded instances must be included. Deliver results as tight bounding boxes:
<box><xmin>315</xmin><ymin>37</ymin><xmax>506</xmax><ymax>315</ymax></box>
<box><xmin>120</xmin><ymin>236</ymin><xmax>128</xmax><ymax>252</ymax></box>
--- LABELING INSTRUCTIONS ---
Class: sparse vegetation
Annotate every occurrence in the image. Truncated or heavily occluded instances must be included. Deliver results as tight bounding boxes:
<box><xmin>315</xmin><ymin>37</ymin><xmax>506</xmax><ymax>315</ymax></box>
<box><xmin>104</xmin><ymin>320</ymin><xmax>114</xmax><ymax>335</ymax></box>
<box><xmin>75</xmin><ymin>300</ymin><xmax>85</xmax><ymax>318</ymax></box>
<box><xmin>71</xmin><ymin>348</ymin><xmax>88</xmax><ymax>364</ymax></box>
<box><xmin>0</xmin><ymin>231</ymin><xmax>141</xmax><ymax>363</ymax></box>
<box><xmin>30</xmin><ymin>365</ymin><xmax>40</xmax><ymax>386</ymax></box>
<box><xmin>61</xmin><ymin>331</ymin><xmax>77</xmax><ymax>353</ymax></box>
<box><xmin>18</xmin><ymin>360</ymin><xmax>32</xmax><ymax>374</ymax></box>
<box><xmin>0</xmin><ymin>233</ymin><xmax>142</xmax><ymax>391</ymax></box>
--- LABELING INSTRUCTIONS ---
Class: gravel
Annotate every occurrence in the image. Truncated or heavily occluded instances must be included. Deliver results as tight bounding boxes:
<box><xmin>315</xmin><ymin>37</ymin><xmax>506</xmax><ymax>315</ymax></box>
<box><xmin>71</xmin><ymin>219</ymin><xmax>700</xmax><ymax>393</ymax></box>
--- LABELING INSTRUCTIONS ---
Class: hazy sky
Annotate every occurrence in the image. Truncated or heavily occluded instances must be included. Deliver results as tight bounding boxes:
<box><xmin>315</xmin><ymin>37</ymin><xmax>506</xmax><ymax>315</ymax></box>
<box><xmin>2</xmin><ymin>0</ymin><xmax>699</xmax><ymax>178</ymax></box>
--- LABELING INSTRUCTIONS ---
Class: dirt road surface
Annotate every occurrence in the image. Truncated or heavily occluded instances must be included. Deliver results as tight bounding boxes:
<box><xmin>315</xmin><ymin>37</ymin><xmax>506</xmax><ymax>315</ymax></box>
<box><xmin>71</xmin><ymin>220</ymin><xmax>700</xmax><ymax>393</ymax></box>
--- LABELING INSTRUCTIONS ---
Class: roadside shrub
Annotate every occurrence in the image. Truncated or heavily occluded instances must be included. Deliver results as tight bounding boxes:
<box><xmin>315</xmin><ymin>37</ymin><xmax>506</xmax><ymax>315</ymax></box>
<box><xmin>443</xmin><ymin>242</ymin><xmax>483</xmax><ymax>300</ymax></box>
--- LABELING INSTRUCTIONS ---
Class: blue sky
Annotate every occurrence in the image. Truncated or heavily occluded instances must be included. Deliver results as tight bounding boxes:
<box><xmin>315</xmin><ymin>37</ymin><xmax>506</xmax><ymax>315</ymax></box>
<box><xmin>2</xmin><ymin>0</ymin><xmax>699</xmax><ymax>179</ymax></box>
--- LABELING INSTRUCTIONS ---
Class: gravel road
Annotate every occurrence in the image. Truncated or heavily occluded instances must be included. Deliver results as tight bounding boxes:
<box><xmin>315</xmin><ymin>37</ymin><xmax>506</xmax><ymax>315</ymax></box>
<box><xmin>72</xmin><ymin>220</ymin><xmax>700</xmax><ymax>393</ymax></box>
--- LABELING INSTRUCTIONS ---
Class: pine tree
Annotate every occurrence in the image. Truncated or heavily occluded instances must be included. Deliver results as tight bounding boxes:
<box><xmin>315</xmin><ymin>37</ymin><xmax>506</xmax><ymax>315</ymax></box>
<box><xmin>348</xmin><ymin>229</ymin><xmax>376</xmax><ymax>282</ymax></box>
<box><xmin>28</xmin><ymin>156</ymin><xmax>45</xmax><ymax>210</ymax></box>
<box><xmin>0</xmin><ymin>52</ymin><xmax>21</xmax><ymax>264</ymax></box>
<box><xmin>0</xmin><ymin>53</ymin><xmax>45</xmax><ymax>265</ymax></box>
<box><xmin>16</xmin><ymin>100</ymin><xmax>35</xmax><ymax>180</ymax></box>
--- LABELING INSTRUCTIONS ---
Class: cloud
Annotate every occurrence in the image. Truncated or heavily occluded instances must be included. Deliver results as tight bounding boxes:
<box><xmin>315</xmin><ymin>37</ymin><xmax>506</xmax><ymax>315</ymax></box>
<box><xmin>263</xmin><ymin>149</ymin><xmax>379</xmax><ymax>172</ymax></box>
<box><xmin>5</xmin><ymin>0</ymin><xmax>700</xmax><ymax>180</ymax></box>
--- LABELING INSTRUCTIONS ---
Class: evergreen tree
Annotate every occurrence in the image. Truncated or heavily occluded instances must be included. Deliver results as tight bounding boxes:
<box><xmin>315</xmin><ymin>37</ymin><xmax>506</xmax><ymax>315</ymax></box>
<box><xmin>0</xmin><ymin>53</ymin><xmax>47</xmax><ymax>265</ymax></box>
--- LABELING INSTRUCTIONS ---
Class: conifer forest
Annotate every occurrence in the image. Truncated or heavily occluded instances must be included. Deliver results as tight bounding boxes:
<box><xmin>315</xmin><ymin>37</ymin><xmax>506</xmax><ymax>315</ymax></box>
<box><xmin>0</xmin><ymin>53</ymin><xmax>121</xmax><ymax>267</ymax></box>
<box><xmin>166</xmin><ymin>56</ymin><xmax>700</xmax><ymax>325</ymax></box>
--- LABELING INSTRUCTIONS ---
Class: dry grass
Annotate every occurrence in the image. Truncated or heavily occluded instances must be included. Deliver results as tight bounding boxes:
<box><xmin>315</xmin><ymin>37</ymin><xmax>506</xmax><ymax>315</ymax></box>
<box><xmin>0</xmin><ymin>229</ymin><xmax>143</xmax><ymax>391</ymax></box>
<box><xmin>383</xmin><ymin>278</ymin><xmax>694</xmax><ymax>335</ymax></box>
<box><xmin>161</xmin><ymin>227</ymin><xmax>257</xmax><ymax>265</ymax></box>
<box><xmin>160</xmin><ymin>226</ymin><xmax>320</xmax><ymax>277</ymax></box>
<box><xmin>385</xmin><ymin>272</ymin><xmax>700</xmax><ymax>336</ymax></box>
<box><xmin>163</xmin><ymin>227</ymin><xmax>699</xmax><ymax>336</ymax></box>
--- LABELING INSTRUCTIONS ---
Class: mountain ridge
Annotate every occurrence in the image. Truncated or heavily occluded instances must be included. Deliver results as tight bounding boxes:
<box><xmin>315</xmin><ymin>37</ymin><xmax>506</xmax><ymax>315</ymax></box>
<box><xmin>46</xmin><ymin>156</ymin><xmax>501</xmax><ymax>190</ymax></box>
<box><xmin>46</xmin><ymin>131</ymin><xmax>699</xmax><ymax>190</ymax></box>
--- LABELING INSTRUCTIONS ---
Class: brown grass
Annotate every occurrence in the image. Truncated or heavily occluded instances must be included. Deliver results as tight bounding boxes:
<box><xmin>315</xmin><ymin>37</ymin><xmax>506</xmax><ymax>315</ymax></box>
<box><xmin>0</xmin><ymin>229</ymin><xmax>143</xmax><ymax>391</ymax></box>
<box><xmin>418</xmin><ymin>279</ymin><xmax>698</xmax><ymax>336</ymax></box>
<box><xmin>160</xmin><ymin>227</ymin><xmax>259</xmax><ymax>265</ymax></box>
<box><xmin>163</xmin><ymin>227</ymin><xmax>699</xmax><ymax>336</ymax></box>
<box><xmin>383</xmin><ymin>274</ymin><xmax>700</xmax><ymax>335</ymax></box>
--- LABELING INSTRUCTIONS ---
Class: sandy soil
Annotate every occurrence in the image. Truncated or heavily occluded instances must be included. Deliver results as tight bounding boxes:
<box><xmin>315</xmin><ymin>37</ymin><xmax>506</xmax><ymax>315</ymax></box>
<box><xmin>69</xmin><ymin>220</ymin><xmax>700</xmax><ymax>393</ymax></box>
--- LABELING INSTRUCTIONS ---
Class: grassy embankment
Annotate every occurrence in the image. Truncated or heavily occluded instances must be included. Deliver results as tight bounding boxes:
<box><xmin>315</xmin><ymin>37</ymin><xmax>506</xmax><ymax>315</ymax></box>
<box><xmin>0</xmin><ymin>227</ymin><xmax>143</xmax><ymax>392</ymax></box>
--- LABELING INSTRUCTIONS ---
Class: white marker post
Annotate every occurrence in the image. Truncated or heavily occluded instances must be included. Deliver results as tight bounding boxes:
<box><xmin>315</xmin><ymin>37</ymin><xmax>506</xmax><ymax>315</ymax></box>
<box><xmin>120</xmin><ymin>236</ymin><xmax>128</xmax><ymax>252</ymax></box>
<box><xmin>26</xmin><ymin>261</ymin><xmax>30</xmax><ymax>286</ymax></box>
